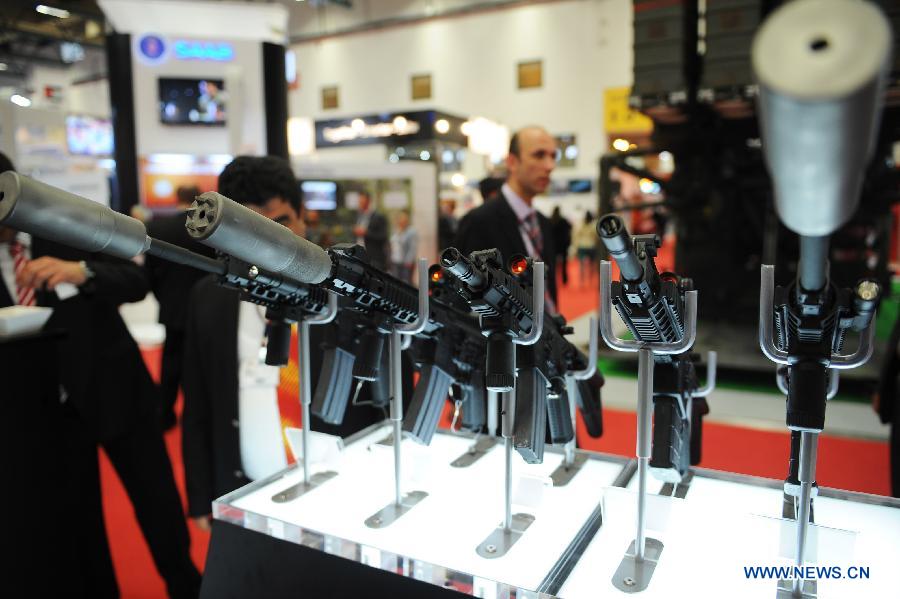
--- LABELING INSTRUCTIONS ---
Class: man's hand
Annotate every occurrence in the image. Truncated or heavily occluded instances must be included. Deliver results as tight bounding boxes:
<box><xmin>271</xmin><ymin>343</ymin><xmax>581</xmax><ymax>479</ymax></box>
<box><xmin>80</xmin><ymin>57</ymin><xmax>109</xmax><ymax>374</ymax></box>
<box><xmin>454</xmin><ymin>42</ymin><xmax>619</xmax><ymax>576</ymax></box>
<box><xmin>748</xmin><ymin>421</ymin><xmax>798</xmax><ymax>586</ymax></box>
<box><xmin>192</xmin><ymin>515</ymin><xmax>211</xmax><ymax>532</ymax></box>
<box><xmin>16</xmin><ymin>257</ymin><xmax>87</xmax><ymax>291</ymax></box>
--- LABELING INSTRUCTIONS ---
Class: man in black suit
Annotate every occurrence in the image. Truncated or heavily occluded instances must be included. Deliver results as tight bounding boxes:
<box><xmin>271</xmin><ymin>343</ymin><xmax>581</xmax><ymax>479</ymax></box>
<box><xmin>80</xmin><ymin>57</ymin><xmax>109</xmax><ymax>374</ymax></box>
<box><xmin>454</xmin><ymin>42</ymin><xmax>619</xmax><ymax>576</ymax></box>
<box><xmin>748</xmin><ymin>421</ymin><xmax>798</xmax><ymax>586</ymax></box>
<box><xmin>0</xmin><ymin>153</ymin><xmax>200</xmax><ymax>598</ymax></box>
<box><xmin>182</xmin><ymin>156</ymin><xmax>388</xmax><ymax>530</ymax></box>
<box><xmin>145</xmin><ymin>185</ymin><xmax>216</xmax><ymax>429</ymax></box>
<box><xmin>453</xmin><ymin>126</ymin><xmax>559</xmax><ymax>307</ymax></box>
<box><xmin>353</xmin><ymin>191</ymin><xmax>390</xmax><ymax>270</ymax></box>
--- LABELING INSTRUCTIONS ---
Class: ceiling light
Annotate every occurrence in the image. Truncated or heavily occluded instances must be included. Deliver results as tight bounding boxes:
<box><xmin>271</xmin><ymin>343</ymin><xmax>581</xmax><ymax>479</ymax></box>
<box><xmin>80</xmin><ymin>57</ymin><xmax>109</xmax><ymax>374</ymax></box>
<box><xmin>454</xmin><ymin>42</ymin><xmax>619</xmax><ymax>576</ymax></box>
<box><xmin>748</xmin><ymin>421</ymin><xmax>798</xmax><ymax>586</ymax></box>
<box><xmin>11</xmin><ymin>94</ymin><xmax>32</xmax><ymax>107</ymax></box>
<box><xmin>612</xmin><ymin>138</ymin><xmax>630</xmax><ymax>152</ymax></box>
<box><xmin>0</xmin><ymin>63</ymin><xmax>8</xmax><ymax>71</ymax></box>
<box><xmin>434</xmin><ymin>119</ymin><xmax>450</xmax><ymax>134</ymax></box>
<box><xmin>36</xmin><ymin>5</ymin><xmax>71</xmax><ymax>18</ymax></box>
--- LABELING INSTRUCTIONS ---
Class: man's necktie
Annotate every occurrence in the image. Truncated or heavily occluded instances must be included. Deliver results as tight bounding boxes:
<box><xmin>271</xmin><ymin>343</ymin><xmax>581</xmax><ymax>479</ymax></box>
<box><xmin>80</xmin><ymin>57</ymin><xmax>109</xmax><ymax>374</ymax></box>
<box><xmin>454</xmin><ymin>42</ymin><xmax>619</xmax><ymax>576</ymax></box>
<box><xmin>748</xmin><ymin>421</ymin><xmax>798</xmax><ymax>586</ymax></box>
<box><xmin>520</xmin><ymin>213</ymin><xmax>557</xmax><ymax>314</ymax></box>
<box><xmin>523</xmin><ymin>212</ymin><xmax>544</xmax><ymax>259</ymax></box>
<box><xmin>9</xmin><ymin>242</ymin><xmax>35</xmax><ymax>306</ymax></box>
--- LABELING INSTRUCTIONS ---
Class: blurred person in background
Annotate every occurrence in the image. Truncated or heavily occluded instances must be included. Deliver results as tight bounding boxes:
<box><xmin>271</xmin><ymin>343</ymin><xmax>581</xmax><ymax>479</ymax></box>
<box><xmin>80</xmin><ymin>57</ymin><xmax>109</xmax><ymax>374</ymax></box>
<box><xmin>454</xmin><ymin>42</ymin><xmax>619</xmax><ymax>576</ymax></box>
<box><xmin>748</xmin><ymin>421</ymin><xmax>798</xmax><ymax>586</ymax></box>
<box><xmin>305</xmin><ymin>209</ymin><xmax>333</xmax><ymax>248</ymax></box>
<box><xmin>574</xmin><ymin>210</ymin><xmax>598</xmax><ymax>288</ymax></box>
<box><xmin>353</xmin><ymin>191</ymin><xmax>389</xmax><ymax>269</ymax></box>
<box><xmin>145</xmin><ymin>185</ymin><xmax>215</xmax><ymax>429</ymax></box>
<box><xmin>0</xmin><ymin>151</ymin><xmax>200</xmax><ymax>599</ymax></box>
<box><xmin>478</xmin><ymin>175</ymin><xmax>504</xmax><ymax>204</ymax></box>
<box><xmin>550</xmin><ymin>206</ymin><xmax>572</xmax><ymax>287</ymax></box>
<box><xmin>454</xmin><ymin>126</ymin><xmax>559</xmax><ymax>309</ymax></box>
<box><xmin>437</xmin><ymin>198</ymin><xmax>457</xmax><ymax>251</ymax></box>
<box><xmin>390</xmin><ymin>209</ymin><xmax>418</xmax><ymax>283</ymax></box>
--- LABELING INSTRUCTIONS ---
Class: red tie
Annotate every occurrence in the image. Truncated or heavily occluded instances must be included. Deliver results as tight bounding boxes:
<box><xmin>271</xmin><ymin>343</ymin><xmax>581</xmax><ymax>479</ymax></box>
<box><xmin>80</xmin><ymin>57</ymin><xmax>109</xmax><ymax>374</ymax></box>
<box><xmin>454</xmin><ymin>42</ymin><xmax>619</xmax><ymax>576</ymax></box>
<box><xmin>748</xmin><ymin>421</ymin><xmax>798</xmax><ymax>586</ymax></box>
<box><xmin>9</xmin><ymin>241</ymin><xmax>35</xmax><ymax>306</ymax></box>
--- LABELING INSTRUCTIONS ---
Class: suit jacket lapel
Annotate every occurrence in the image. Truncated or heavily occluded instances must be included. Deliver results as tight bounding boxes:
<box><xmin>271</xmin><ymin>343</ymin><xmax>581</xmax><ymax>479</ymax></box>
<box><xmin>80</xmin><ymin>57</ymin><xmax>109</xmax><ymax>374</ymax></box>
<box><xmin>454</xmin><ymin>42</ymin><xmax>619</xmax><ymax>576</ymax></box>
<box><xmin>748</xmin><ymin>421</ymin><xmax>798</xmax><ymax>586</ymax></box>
<box><xmin>495</xmin><ymin>190</ymin><xmax>528</xmax><ymax>261</ymax></box>
<box><xmin>0</xmin><ymin>274</ymin><xmax>12</xmax><ymax>308</ymax></box>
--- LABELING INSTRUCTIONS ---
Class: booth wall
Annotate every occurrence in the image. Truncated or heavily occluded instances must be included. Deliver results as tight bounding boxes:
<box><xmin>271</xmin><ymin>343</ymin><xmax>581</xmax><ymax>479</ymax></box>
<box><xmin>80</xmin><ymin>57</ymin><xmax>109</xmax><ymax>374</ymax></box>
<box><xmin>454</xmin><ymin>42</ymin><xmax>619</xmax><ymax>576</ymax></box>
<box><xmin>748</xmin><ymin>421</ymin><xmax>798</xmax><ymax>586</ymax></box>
<box><xmin>131</xmin><ymin>38</ymin><xmax>267</xmax><ymax>157</ymax></box>
<box><xmin>288</xmin><ymin>0</ymin><xmax>633</xmax><ymax>186</ymax></box>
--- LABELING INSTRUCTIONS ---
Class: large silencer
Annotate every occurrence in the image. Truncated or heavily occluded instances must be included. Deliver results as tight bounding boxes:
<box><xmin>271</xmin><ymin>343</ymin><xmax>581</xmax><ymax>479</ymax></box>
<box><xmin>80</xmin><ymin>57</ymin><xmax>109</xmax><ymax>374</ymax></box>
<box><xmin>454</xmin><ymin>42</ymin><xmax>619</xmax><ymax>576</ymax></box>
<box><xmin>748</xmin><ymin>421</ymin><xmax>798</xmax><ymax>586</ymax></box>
<box><xmin>752</xmin><ymin>0</ymin><xmax>893</xmax><ymax>237</ymax></box>
<box><xmin>0</xmin><ymin>172</ymin><xmax>149</xmax><ymax>259</ymax></box>
<box><xmin>597</xmin><ymin>214</ymin><xmax>643</xmax><ymax>281</ymax></box>
<box><xmin>185</xmin><ymin>191</ymin><xmax>333</xmax><ymax>285</ymax></box>
<box><xmin>440</xmin><ymin>247</ymin><xmax>485</xmax><ymax>289</ymax></box>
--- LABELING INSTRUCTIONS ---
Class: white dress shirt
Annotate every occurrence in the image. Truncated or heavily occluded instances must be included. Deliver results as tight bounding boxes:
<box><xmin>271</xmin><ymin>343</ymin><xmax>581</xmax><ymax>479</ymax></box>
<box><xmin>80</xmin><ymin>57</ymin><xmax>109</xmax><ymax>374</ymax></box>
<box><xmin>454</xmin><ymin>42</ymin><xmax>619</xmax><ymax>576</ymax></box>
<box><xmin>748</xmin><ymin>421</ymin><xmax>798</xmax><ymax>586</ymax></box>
<box><xmin>501</xmin><ymin>184</ymin><xmax>541</xmax><ymax>259</ymax></box>
<box><xmin>236</xmin><ymin>301</ymin><xmax>288</xmax><ymax>481</ymax></box>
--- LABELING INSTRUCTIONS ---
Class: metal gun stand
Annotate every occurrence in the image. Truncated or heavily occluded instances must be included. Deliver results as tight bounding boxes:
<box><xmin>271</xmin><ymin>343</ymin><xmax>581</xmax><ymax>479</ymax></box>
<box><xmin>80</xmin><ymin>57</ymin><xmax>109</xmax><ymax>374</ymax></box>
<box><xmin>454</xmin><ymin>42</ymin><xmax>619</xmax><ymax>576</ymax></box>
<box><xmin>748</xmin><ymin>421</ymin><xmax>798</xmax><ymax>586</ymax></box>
<box><xmin>365</xmin><ymin>259</ymin><xmax>431</xmax><ymax>528</ymax></box>
<box><xmin>759</xmin><ymin>265</ymin><xmax>875</xmax><ymax>599</ymax></box>
<box><xmin>551</xmin><ymin>317</ymin><xmax>599</xmax><ymax>486</ymax></box>
<box><xmin>599</xmin><ymin>261</ymin><xmax>697</xmax><ymax>592</ymax></box>
<box><xmin>476</xmin><ymin>262</ymin><xmax>545</xmax><ymax>559</ymax></box>
<box><xmin>272</xmin><ymin>292</ymin><xmax>340</xmax><ymax>502</ymax></box>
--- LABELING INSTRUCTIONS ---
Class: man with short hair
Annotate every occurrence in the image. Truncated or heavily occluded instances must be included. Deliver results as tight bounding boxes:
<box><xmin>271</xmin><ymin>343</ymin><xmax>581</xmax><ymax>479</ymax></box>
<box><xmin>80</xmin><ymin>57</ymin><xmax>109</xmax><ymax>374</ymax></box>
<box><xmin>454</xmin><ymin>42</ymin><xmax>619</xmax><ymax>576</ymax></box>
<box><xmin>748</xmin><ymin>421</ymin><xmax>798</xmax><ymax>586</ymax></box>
<box><xmin>454</xmin><ymin>126</ymin><xmax>559</xmax><ymax>306</ymax></box>
<box><xmin>182</xmin><ymin>156</ymin><xmax>384</xmax><ymax>530</ymax></box>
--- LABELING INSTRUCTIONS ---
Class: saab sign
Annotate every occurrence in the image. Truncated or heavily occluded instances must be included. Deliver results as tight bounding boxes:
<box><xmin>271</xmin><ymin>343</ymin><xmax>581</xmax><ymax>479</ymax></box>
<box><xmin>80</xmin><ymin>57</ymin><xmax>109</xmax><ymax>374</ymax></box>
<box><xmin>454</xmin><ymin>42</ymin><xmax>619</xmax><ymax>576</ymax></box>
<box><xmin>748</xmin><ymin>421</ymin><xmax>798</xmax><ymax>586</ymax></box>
<box><xmin>174</xmin><ymin>40</ymin><xmax>234</xmax><ymax>62</ymax></box>
<box><xmin>136</xmin><ymin>34</ymin><xmax>235</xmax><ymax>65</ymax></box>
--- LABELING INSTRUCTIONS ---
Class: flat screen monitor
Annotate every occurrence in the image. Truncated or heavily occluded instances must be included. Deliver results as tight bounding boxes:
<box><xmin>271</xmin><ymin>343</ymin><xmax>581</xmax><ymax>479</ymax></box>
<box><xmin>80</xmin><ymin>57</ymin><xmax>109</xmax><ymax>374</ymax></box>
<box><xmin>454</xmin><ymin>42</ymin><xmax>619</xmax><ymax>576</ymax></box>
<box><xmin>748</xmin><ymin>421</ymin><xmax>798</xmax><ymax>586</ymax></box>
<box><xmin>567</xmin><ymin>179</ymin><xmax>593</xmax><ymax>193</ymax></box>
<box><xmin>158</xmin><ymin>77</ymin><xmax>226</xmax><ymax>126</ymax></box>
<box><xmin>66</xmin><ymin>115</ymin><xmax>114</xmax><ymax>156</ymax></box>
<box><xmin>301</xmin><ymin>180</ymin><xmax>338</xmax><ymax>210</ymax></box>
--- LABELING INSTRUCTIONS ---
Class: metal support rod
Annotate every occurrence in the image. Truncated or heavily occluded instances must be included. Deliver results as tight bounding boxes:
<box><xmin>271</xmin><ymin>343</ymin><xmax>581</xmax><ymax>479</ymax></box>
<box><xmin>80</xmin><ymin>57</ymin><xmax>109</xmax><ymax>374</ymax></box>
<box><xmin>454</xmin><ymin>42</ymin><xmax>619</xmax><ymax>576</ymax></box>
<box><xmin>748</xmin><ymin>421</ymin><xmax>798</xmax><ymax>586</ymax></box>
<box><xmin>501</xmin><ymin>261</ymin><xmax>544</xmax><ymax>530</ymax></box>
<box><xmin>299</xmin><ymin>293</ymin><xmax>339</xmax><ymax>485</ymax></box>
<box><xmin>390</xmin><ymin>328</ymin><xmax>403</xmax><ymax>506</ymax></box>
<box><xmin>635</xmin><ymin>348</ymin><xmax>655</xmax><ymax>561</ymax></box>
<box><xmin>487</xmin><ymin>390</ymin><xmax>499</xmax><ymax>437</ymax></box>
<box><xmin>301</xmin><ymin>322</ymin><xmax>313</xmax><ymax>486</ymax></box>
<box><xmin>390</xmin><ymin>258</ymin><xmax>430</xmax><ymax>507</ymax></box>
<box><xmin>564</xmin><ymin>375</ymin><xmax>578</xmax><ymax>467</ymax></box>
<box><xmin>793</xmin><ymin>431</ymin><xmax>819</xmax><ymax>596</ymax></box>
<box><xmin>501</xmin><ymin>389</ymin><xmax>515</xmax><ymax>530</ymax></box>
<box><xmin>564</xmin><ymin>317</ymin><xmax>599</xmax><ymax>466</ymax></box>
<box><xmin>504</xmin><ymin>435</ymin><xmax>514</xmax><ymax>531</ymax></box>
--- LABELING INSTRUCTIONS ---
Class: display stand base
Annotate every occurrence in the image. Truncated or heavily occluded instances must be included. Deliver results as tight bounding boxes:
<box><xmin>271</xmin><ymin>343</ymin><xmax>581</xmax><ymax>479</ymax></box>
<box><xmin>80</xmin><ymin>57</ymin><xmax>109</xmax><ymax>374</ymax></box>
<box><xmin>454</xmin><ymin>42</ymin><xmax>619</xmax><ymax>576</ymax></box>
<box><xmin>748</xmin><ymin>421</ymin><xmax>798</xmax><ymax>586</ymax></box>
<box><xmin>364</xmin><ymin>490</ymin><xmax>429</xmax><ymax>528</ymax></box>
<box><xmin>782</xmin><ymin>493</ymin><xmax>816</xmax><ymax>522</ymax></box>
<box><xmin>475</xmin><ymin>513</ymin><xmax>536</xmax><ymax>559</ymax></box>
<box><xmin>611</xmin><ymin>538</ymin><xmax>664</xmax><ymax>593</ymax></box>
<box><xmin>658</xmin><ymin>470</ymin><xmax>694</xmax><ymax>498</ymax></box>
<box><xmin>450</xmin><ymin>436</ymin><xmax>498</xmax><ymax>468</ymax></box>
<box><xmin>550</xmin><ymin>454</ymin><xmax>588</xmax><ymax>487</ymax></box>
<box><xmin>776</xmin><ymin>579</ymin><xmax>817</xmax><ymax>598</ymax></box>
<box><xmin>270</xmin><ymin>471</ymin><xmax>339</xmax><ymax>503</ymax></box>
